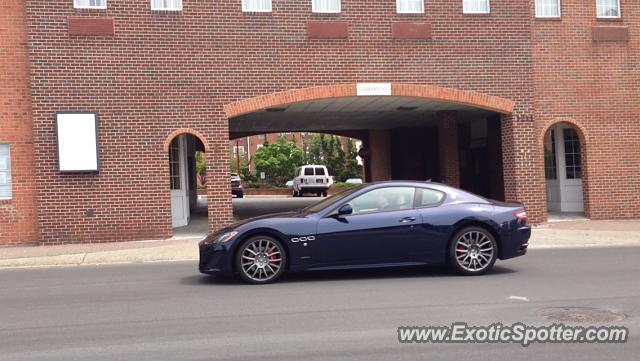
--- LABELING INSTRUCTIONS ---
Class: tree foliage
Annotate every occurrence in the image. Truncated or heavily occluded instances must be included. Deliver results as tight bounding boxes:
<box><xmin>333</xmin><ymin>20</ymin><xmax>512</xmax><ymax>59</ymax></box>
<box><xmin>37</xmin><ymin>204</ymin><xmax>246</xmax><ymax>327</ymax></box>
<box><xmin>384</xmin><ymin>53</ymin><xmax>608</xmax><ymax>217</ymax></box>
<box><xmin>253</xmin><ymin>137</ymin><xmax>305</xmax><ymax>187</ymax></box>
<box><xmin>303</xmin><ymin>134</ymin><xmax>363</xmax><ymax>182</ymax></box>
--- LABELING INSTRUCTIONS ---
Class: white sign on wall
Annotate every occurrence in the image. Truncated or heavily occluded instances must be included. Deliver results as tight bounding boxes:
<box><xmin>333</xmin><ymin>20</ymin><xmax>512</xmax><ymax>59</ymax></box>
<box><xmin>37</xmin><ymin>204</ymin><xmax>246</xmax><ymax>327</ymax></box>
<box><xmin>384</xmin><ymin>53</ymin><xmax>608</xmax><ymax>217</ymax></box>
<box><xmin>357</xmin><ymin>83</ymin><xmax>392</xmax><ymax>96</ymax></box>
<box><xmin>56</xmin><ymin>113</ymin><xmax>100</xmax><ymax>172</ymax></box>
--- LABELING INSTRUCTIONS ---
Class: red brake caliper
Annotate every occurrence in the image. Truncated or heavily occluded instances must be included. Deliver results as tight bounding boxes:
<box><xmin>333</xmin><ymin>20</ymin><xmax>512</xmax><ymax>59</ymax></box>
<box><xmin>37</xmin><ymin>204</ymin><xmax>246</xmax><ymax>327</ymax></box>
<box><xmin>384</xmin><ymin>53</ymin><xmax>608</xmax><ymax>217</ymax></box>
<box><xmin>457</xmin><ymin>244</ymin><xmax>465</xmax><ymax>255</ymax></box>
<box><xmin>267</xmin><ymin>245</ymin><xmax>277</xmax><ymax>265</ymax></box>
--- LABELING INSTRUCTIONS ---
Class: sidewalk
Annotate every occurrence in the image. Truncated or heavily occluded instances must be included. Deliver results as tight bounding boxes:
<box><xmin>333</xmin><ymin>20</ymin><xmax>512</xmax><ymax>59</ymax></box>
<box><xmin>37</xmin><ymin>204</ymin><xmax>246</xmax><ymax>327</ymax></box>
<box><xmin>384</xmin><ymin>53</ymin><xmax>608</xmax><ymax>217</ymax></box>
<box><xmin>0</xmin><ymin>220</ymin><xmax>639</xmax><ymax>270</ymax></box>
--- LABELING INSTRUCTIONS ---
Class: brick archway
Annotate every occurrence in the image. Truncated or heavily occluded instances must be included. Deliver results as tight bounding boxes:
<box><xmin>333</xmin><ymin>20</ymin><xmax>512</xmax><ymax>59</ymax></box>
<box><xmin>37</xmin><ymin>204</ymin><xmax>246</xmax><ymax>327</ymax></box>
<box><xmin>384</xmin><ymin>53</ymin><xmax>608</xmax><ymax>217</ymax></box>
<box><xmin>223</xmin><ymin>83</ymin><xmax>515</xmax><ymax>119</ymax></box>
<box><xmin>163</xmin><ymin>128</ymin><xmax>208</xmax><ymax>152</ymax></box>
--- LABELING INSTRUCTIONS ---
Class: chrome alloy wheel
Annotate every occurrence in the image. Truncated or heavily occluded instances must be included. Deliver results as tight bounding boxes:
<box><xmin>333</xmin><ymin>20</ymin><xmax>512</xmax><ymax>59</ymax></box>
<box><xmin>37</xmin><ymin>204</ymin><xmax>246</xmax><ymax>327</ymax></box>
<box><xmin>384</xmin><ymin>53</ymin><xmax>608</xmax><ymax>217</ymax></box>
<box><xmin>240</xmin><ymin>238</ymin><xmax>283</xmax><ymax>282</ymax></box>
<box><xmin>454</xmin><ymin>231</ymin><xmax>494</xmax><ymax>272</ymax></box>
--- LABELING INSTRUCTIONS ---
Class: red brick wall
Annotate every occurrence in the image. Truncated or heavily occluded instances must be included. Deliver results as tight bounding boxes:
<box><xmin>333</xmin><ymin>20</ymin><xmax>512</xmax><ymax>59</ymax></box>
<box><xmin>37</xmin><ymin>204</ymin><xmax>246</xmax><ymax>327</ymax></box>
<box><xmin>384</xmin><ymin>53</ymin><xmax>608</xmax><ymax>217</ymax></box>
<box><xmin>437</xmin><ymin>111</ymin><xmax>460</xmax><ymax>188</ymax></box>
<box><xmin>532</xmin><ymin>0</ymin><xmax>640</xmax><ymax>220</ymax></box>
<box><xmin>24</xmin><ymin>0</ymin><xmax>535</xmax><ymax>244</ymax></box>
<box><xmin>0</xmin><ymin>0</ymin><xmax>39</xmax><ymax>245</ymax></box>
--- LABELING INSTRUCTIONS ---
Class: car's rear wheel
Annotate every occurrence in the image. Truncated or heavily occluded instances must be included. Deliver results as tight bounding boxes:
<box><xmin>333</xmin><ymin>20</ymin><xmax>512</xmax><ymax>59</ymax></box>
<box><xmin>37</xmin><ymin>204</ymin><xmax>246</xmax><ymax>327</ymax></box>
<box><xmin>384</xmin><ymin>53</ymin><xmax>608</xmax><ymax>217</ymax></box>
<box><xmin>448</xmin><ymin>227</ymin><xmax>497</xmax><ymax>275</ymax></box>
<box><xmin>236</xmin><ymin>236</ymin><xmax>286</xmax><ymax>284</ymax></box>
<box><xmin>322</xmin><ymin>191</ymin><xmax>328</xmax><ymax>197</ymax></box>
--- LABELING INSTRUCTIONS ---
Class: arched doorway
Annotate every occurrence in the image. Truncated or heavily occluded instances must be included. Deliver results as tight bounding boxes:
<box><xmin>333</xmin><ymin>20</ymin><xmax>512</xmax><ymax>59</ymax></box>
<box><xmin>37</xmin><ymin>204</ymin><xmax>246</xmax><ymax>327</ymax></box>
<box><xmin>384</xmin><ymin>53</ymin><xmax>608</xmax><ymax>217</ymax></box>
<box><xmin>165</xmin><ymin>130</ymin><xmax>208</xmax><ymax>233</ymax></box>
<box><xmin>544</xmin><ymin>123</ymin><xmax>585</xmax><ymax>215</ymax></box>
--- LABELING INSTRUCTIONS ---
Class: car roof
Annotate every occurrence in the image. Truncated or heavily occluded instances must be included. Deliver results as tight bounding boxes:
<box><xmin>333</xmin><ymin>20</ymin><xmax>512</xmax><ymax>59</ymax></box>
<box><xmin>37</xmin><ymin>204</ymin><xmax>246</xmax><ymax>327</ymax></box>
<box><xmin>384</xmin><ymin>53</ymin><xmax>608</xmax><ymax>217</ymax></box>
<box><xmin>363</xmin><ymin>181</ymin><xmax>489</xmax><ymax>203</ymax></box>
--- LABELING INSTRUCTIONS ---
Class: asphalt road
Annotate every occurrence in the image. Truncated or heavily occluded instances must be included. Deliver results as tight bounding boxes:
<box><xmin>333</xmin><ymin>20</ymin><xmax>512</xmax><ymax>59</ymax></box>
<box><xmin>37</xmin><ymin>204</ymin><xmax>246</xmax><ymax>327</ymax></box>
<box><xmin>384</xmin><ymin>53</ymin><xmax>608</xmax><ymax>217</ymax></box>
<box><xmin>1</xmin><ymin>247</ymin><xmax>638</xmax><ymax>361</ymax></box>
<box><xmin>233</xmin><ymin>197</ymin><xmax>321</xmax><ymax>219</ymax></box>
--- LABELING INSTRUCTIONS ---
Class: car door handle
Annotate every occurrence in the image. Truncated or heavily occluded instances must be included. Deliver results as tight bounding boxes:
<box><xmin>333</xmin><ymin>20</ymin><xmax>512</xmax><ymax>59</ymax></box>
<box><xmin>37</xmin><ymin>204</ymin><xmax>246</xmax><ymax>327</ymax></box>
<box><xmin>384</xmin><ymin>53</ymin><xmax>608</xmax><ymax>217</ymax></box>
<box><xmin>399</xmin><ymin>217</ymin><xmax>416</xmax><ymax>223</ymax></box>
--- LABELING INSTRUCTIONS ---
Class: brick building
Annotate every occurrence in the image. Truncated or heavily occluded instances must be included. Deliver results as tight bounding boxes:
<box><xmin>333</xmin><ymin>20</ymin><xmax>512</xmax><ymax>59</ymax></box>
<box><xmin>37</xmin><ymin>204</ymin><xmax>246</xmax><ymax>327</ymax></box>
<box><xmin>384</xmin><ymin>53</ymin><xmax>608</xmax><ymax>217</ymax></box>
<box><xmin>0</xmin><ymin>0</ymin><xmax>638</xmax><ymax>245</ymax></box>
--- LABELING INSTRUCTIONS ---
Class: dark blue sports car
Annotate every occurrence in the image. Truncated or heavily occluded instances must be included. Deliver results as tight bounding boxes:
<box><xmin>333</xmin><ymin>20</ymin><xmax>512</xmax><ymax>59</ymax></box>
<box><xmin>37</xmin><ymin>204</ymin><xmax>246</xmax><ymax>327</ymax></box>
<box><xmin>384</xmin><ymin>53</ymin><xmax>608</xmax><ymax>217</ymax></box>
<box><xmin>199</xmin><ymin>181</ymin><xmax>530</xmax><ymax>284</ymax></box>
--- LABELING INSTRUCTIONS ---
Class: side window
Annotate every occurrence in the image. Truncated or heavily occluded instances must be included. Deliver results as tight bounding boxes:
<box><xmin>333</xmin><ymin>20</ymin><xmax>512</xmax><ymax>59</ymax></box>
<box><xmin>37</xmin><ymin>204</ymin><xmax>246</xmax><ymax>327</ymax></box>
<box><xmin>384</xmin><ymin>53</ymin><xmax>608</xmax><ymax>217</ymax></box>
<box><xmin>349</xmin><ymin>187</ymin><xmax>415</xmax><ymax>215</ymax></box>
<box><xmin>0</xmin><ymin>143</ymin><xmax>12</xmax><ymax>200</ymax></box>
<box><xmin>417</xmin><ymin>188</ymin><xmax>445</xmax><ymax>207</ymax></box>
<box><xmin>315</xmin><ymin>167</ymin><xmax>326</xmax><ymax>176</ymax></box>
<box><xmin>304</xmin><ymin>167</ymin><xmax>314</xmax><ymax>176</ymax></box>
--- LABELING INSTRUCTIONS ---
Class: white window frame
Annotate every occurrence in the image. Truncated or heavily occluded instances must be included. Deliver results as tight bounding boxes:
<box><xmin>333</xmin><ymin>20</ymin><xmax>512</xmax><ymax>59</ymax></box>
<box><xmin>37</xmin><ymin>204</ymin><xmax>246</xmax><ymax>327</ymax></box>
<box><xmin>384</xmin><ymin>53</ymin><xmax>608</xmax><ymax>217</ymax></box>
<box><xmin>596</xmin><ymin>0</ymin><xmax>621</xmax><ymax>19</ymax></box>
<box><xmin>242</xmin><ymin>0</ymin><xmax>273</xmax><ymax>12</ymax></box>
<box><xmin>0</xmin><ymin>143</ymin><xmax>12</xmax><ymax>200</ymax></box>
<box><xmin>151</xmin><ymin>0</ymin><xmax>183</xmax><ymax>11</ymax></box>
<box><xmin>312</xmin><ymin>0</ymin><xmax>341</xmax><ymax>13</ymax></box>
<box><xmin>74</xmin><ymin>0</ymin><xmax>107</xmax><ymax>9</ymax></box>
<box><xmin>462</xmin><ymin>0</ymin><xmax>490</xmax><ymax>14</ymax></box>
<box><xmin>535</xmin><ymin>0</ymin><xmax>561</xmax><ymax>18</ymax></box>
<box><xmin>396</xmin><ymin>0</ymin><xmax>424</xmax><ymax>14</ymax></box>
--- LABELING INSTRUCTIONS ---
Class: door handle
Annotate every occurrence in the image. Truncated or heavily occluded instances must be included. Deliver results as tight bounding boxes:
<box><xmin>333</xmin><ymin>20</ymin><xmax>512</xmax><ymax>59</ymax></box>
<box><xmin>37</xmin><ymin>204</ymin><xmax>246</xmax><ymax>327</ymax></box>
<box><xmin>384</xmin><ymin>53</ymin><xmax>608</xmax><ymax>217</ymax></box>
<box><xmin>399</xmin><ymin>217</ymin><xmax>416</xmax><ymax>223</ymax></box>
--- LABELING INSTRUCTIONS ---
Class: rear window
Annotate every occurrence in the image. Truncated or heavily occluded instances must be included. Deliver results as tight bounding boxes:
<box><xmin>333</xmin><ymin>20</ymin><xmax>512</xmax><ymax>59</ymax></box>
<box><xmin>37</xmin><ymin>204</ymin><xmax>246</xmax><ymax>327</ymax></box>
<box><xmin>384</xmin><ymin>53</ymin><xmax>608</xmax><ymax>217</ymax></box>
<box><xmin>417</xmin><ymin>188</ymin><xmax>445</xmax><ymax>207</ymax></box>
<box><xmin>315</xmin><ymin>167</ymin><xmax>326</xmax><ymax>176</ymax></box>
<box><xmin>304</xmin><ymin>168</ymin><xmax>314</xmax><ymax>176</ymax></box>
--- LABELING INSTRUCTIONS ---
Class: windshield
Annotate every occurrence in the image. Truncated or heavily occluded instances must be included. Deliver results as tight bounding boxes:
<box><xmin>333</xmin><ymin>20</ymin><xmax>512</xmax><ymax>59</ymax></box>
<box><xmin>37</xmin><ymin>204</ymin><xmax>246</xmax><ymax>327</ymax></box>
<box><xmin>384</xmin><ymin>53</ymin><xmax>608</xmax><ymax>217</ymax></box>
<box><xmin>303</xmin><ymin>185</ymin><xmax>365</xmax><ymax>213</ymax></box>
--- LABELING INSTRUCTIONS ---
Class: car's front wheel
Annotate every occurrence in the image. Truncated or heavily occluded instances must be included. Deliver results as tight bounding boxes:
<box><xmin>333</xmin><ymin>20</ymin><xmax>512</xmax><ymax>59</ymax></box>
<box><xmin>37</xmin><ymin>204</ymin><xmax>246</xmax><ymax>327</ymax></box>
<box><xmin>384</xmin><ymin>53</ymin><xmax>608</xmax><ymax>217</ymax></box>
<box><xmin>448</xmin><ymin>227</ymin><xmax>497</xmax><ymax>275</ymax></box>
<box><xmin>236</xmin><ymin>236</ymin><xmax>286</xmax><ymax>284</ymax></box>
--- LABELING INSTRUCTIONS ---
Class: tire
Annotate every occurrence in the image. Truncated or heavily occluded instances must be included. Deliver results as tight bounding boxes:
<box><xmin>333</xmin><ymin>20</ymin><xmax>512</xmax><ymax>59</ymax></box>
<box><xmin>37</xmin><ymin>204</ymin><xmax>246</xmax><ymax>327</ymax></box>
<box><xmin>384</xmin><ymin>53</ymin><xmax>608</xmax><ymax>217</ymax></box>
<box><xmin>292</xmin><ymin>191</ymin><xmax>298</xmax><ymax>197</ymax></box>
<box><xmin>448</xmin><ymin>226</ymin><xmax>497</xmax><ymax>276</ymax></box>
<box><xmin>237</xmin><ymin>192</ymin><xmax>244</xmax><ymax>199</ymax></box>
<box><xmin>316</xmin><ymin>192</ymin><xmax>322</xmax><ymax>197</ymax></box>
<box><xmin>235</xmin><ymin>235</ymin><xmax>286</xmax><ymax>284</ymax></box>
<box><xmin>322</xmin><ymin>191</ymin><xmax>328</xmax><ymax>197</ymax></box>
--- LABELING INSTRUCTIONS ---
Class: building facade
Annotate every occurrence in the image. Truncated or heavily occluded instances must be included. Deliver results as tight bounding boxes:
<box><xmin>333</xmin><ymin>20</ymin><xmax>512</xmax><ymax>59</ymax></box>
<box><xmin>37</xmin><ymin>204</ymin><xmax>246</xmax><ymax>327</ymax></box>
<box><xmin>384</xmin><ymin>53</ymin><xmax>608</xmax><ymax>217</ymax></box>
<box><xmin>0</xmin><ymin>0</ymin><xmax>638</xmax><ymax>245</ymax></box>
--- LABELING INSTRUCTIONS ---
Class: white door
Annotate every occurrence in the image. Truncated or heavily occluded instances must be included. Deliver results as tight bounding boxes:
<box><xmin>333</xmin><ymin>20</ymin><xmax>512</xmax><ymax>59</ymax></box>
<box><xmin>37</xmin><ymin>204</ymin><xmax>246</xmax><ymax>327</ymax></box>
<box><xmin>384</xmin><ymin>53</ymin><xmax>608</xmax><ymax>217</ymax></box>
<box><xmin>170</xmin><ymin>135</ymin><xmax>190</xmax><ymax>228</ymax></box>
<box><xmin>546</xmin><ymin>124</ymin><xmax>584</xmax><ymax>213</ymax></box>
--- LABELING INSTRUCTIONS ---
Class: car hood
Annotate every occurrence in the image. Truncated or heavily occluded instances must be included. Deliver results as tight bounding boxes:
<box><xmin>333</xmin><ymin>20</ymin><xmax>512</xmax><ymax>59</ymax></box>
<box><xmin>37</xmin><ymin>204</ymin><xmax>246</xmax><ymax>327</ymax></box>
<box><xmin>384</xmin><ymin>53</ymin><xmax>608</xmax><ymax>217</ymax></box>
<box><xmin>232</xmin><ymin>210</ymin><xmax>311</xmax><ymax>228</ymax></box>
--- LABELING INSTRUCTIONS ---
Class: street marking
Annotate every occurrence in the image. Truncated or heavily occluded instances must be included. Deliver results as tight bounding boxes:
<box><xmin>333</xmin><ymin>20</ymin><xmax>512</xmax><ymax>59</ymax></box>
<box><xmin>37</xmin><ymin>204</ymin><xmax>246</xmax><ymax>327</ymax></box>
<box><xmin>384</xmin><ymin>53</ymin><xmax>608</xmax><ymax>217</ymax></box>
<box><xmin>508</xmin><ymin>295</ymin><xmax>530</xmax><ymax>302</ymax></box>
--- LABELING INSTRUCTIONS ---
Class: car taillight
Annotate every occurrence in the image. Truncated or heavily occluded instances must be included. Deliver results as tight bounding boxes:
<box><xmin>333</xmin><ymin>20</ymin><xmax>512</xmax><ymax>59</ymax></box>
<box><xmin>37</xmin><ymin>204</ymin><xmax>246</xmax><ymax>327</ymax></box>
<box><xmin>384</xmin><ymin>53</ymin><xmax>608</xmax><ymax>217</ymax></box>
<box><xmin>514</xmin><ymin>210</ymin><xmax>528</xmax><ymax>222</ymax></box>
<box><xmin>239</xmin><ymin>180</ymin><xmax>244</xmax><ymax>187</ymax></box>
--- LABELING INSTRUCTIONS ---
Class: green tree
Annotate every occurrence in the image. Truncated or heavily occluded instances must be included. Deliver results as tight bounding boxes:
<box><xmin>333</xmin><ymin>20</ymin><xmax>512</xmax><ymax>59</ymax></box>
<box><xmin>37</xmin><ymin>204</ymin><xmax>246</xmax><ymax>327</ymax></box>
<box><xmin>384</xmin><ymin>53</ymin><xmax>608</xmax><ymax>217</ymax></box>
<box><xmin>342</xmin><ymin>138</ymin><xmax>363</xmax><ymax>180</ymax></box>
<box><xmin>253</xmin><ymin>137</ymin><xmax>304</xmax><ymax>187</ymax></box>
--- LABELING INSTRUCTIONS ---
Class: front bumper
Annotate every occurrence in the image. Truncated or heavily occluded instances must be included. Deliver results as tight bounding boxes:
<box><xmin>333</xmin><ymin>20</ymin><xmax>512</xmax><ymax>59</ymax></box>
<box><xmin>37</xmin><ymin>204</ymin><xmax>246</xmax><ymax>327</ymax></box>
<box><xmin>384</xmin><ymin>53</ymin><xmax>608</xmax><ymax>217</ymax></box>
<box><xmin>198</xmin><ymin>241</ymin><xmax>234</xmax><ymax>275</ymax></box>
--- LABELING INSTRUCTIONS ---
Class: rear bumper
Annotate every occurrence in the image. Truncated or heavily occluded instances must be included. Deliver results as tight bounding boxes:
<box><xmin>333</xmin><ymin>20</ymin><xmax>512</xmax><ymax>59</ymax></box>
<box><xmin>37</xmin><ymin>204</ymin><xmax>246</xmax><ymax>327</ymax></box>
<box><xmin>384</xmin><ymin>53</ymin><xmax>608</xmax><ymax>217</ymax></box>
<box><xmin>231</xmin><ymin>188</ymin><xmax>243</xmax><ymax>196</ymax></box>
<box><xmin>500</xmin><ymin>225</ymin><xmax>531</xmax><ymax>260</ymax></box>
<box><xmin>299</xmin><ymin>186</ymin><xmax>329</xmax><ymax>192</ymax></box>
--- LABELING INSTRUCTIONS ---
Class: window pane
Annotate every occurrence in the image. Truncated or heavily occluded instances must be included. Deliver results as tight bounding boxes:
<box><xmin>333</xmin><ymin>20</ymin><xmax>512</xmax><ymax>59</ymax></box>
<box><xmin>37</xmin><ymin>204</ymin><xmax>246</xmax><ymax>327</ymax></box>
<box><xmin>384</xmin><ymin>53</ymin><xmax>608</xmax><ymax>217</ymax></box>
<box><xmin>0</xmin><ymin>144</ymin><xmax>12</xmax><ymax>199</ymax></box>
<box><xmin>562</xmin><ymin>128</ymin><xmax>582</xmax><ymax>180</ymax></box>
<box><xmin>597</xmin><ymin>0</ymin><xmax>620</xmax><ymax>17</ymax></box>
<box><xmin>169</xmin><ymin>143</ymin><xmax>181</xmax><ymax>190</ymax></box>
<box><xmin>349</xmin><ymin>187</ymin><xmax>415</xmax><ymax>214</ymax></box>
<box><xmin>304</xmin><ymin>168</ymin><xmax>314</xmax><ymax>176</ymax></box>
<box><xmin>535</xmin><ymin>0</ymin><xmax>560</xmax><ymax>17</ymax></box>
<box><xmin>243</xmin><ymin>0</ymin><xmax>272</xmax><ymax>12</ymax></box>
<box><xmin>152</xmin><ymin>0</ymin><xmax>182</xmax><ymax>10</ymax></box>
<box><xmin>74</xmin><ymin>0</ymin><xmax>106</xmax><ymax>8</ymax></box>
<box><xmin>315</xmin><ymin>167</ymin><xmax>325</xmax><ymax>176</ymax></box>
<box><xmin>313</xmin><ymin>0</ymin><xmax>340</xmax><ymax>13</ymax></box>
<box><xmin>397</xmin><ymin>0</ymin><xmax>424</xmax><ymax>13</ymax></box>
<box><xmin>463</xmin><ymin>0</ymin><xmax>490</xmax><ymax>13</ymax></box>
<box><xmin>418</xmin><ymin>188</ymin><xmax>444</xmax><ymax>207</ymax></box>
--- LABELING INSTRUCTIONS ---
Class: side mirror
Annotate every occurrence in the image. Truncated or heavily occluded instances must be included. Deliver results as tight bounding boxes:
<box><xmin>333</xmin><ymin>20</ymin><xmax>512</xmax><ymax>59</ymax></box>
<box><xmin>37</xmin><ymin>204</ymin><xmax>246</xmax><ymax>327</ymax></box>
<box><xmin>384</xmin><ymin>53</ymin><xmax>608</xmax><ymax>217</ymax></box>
<box><xmin>337</xmin><ymin>204</ymin><xmax>353</xmax><ymax>216</ymax></box>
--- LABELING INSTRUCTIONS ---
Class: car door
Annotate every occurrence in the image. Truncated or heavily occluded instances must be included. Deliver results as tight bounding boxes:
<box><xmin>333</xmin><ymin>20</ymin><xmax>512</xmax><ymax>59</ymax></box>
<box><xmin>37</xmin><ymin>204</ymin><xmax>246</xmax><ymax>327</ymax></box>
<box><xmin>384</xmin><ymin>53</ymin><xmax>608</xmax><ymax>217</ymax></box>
<box><xmin>314</xmin><ymin>186</ymin><xmax>425</xmax><ymax>267</ymax></box>
<box><xmin>413</xmin><ymin>187</ymin><xmax>451</xmax><ymax>260</ymax></box>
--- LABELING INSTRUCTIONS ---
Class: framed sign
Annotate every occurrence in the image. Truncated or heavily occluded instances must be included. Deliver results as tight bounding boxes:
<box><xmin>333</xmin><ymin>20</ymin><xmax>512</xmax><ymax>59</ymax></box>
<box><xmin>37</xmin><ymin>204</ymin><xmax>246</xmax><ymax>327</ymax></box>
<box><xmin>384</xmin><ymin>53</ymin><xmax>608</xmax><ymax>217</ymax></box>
<box><xmin>357</xmin><ymin>83</ymin><xmax>392</xmax><ymax>96</ymax></box>
<box><xmin>56</xmin><ymin>113</ymin><xmax>100</xmax><ymax>172</ymax></box>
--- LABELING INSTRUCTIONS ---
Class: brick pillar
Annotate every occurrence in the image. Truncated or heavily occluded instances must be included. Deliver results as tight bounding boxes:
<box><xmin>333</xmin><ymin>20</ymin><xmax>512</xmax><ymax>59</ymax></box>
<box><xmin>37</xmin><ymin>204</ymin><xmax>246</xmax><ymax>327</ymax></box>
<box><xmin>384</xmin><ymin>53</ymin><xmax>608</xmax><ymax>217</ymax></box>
<box><xmin>0</xmin><ymin>0</ymin><xmax>40</xmax><ymax>245</ymax></box>
<box><xmin>437</xmin><ymin>111</ymin><xmax>460</xmax><ymax>187</ymax></box>
<box><xmin>367</xmin><ymin>129</ymin><xmax>391</xmax><ymax>182</ymax></box>
<box><xmin>500</xmin><ymin>113</ymin><xmax>546</xmax><ymax>223</ymax></box>
<box><xmin>207</xmin><ymin>117</ymin><xmax>235</xmax><ymax>233</ymax></box>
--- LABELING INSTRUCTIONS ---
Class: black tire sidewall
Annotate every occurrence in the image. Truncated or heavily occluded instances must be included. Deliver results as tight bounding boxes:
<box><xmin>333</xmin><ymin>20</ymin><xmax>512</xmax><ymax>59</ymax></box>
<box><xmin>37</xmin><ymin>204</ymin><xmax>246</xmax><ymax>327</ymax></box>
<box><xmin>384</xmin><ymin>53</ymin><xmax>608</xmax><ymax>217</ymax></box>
<box><xmin>448</xmin><ymin>226</ymin><xmax>497</xmax><ymax>276</ymax></box>
<box><xmin>235</xmin><ymin>236</ymin><xmax>287</xmax><ymax>284</ymax></box>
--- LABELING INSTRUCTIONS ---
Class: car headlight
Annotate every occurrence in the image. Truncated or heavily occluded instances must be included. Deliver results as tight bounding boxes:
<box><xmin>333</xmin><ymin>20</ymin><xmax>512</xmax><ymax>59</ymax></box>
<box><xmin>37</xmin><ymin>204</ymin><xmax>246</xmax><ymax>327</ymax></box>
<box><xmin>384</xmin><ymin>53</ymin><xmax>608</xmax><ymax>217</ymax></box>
<box><xmin>215</xmin><ymin>231</ymin><xmax>239</xmax><ymax>244</ymax></box>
